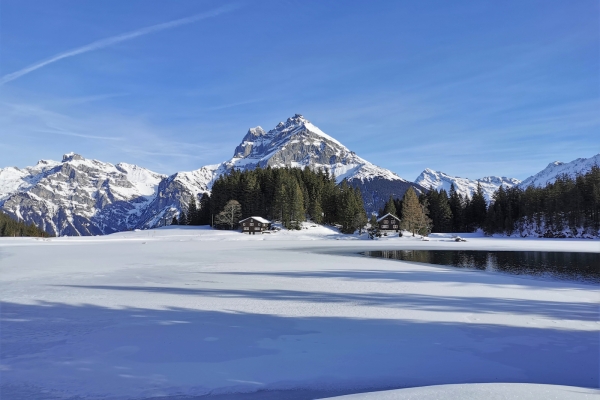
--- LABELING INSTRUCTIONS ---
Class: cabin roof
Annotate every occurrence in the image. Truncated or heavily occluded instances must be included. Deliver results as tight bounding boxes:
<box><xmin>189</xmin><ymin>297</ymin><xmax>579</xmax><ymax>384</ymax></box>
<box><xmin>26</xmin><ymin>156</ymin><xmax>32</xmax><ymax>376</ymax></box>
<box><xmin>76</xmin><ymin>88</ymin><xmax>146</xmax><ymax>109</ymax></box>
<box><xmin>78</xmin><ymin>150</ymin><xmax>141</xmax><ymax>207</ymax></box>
<box><xmin>376</xmin><ymin>213</ymin><xmax>400</xmax><ymax>223</ymax></box>
<box><xmin>239</xmin><ymin>216</ymin><xmax>271</xmax><ymax>224</ymax></box>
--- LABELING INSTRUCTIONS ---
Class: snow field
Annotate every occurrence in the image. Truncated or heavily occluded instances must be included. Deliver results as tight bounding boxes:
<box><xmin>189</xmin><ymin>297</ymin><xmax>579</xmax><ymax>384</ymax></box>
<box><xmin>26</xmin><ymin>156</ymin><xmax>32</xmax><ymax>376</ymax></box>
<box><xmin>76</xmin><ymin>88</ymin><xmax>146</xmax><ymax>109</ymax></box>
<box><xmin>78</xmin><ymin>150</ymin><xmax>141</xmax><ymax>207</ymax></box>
<box><xmin>0</xmin><ymin>226</ymin><xmax>598</xmax><ymax>399</ymax></box>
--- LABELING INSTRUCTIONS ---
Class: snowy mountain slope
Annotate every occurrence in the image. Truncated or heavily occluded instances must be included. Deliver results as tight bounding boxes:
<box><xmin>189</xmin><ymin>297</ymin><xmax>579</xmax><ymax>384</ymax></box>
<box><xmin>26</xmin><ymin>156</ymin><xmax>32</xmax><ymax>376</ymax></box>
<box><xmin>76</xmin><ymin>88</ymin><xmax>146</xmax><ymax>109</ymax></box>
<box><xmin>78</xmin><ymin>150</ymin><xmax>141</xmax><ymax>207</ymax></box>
<box><xmin>414</xmin><ymin>168</ymin><xmax>521</xmax><ymax>201</ymax></box>
<box><xmin>136</xmin><ymin>114</ymin><xmax>422</xmax><ymax>220</ymax></box>
<box><xmin>225</xmin><ymin>114</ymin><xmax>406</xmax><ymax>183</ymax></box>
<box><xmin>0</xmin><ymin>159</ymin><xmax>61</xmax><ymax>202</ymax></box>
<box><xmin>0</xmin><ymin>153</ymin><xmax>165</xmax><ymax>236</ymax></box>
<box><xmin>519</xmin><ymin>153</ymin><xmax>600</xmax><ymax>188</ymax></box>
<box><xmin>135</xmin><ymin>164</ymin><xmax>223</xmax><ymax>229</ymax></box>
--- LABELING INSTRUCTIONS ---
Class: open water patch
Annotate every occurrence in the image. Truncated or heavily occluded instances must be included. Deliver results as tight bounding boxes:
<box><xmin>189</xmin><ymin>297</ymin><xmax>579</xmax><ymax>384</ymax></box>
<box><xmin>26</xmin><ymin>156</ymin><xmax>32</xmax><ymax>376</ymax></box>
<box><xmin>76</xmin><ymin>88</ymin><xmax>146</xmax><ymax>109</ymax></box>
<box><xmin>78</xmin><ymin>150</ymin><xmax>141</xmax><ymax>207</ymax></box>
<box><xmin>363</xmin><ymin>250</ymin><xmax>600</xmax><ymax>283</ymax></box>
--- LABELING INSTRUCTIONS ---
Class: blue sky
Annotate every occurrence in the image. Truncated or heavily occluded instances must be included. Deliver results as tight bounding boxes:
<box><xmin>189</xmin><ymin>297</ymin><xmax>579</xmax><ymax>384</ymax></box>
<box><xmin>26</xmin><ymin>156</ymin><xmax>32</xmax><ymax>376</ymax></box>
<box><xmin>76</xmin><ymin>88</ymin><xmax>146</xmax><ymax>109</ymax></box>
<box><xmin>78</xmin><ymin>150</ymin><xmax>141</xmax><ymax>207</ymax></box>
<box><xmin>1</xmin><ymin>0</ymin><xmax>598</xmax><ymax>180</ymax></box>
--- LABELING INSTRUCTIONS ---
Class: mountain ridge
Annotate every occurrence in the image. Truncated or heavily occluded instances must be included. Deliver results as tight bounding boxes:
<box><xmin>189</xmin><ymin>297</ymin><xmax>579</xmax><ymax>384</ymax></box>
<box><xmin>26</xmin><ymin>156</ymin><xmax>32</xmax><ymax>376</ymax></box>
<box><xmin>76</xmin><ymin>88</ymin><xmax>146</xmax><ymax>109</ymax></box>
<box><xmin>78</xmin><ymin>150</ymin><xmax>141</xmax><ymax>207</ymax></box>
<box><xmin>518</xmin><ymin>154</ymin><xmax>600</xmax><ymax>189</ymax></box>
<box><xmin>414</xmin><ymin>168</ymin><xmax>521</xmax><ymax>202</ymax></box>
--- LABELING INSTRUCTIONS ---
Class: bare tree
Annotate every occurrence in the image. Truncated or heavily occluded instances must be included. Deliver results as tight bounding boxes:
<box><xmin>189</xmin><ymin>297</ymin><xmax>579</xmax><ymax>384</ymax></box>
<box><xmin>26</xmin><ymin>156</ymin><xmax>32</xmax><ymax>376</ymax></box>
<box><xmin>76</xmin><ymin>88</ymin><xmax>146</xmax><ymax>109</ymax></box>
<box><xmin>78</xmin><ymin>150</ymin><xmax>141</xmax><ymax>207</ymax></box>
<box><xmin>214</xmin><ymin>200</ymin><xmax>242</xmax><ymax>229</ymax></box>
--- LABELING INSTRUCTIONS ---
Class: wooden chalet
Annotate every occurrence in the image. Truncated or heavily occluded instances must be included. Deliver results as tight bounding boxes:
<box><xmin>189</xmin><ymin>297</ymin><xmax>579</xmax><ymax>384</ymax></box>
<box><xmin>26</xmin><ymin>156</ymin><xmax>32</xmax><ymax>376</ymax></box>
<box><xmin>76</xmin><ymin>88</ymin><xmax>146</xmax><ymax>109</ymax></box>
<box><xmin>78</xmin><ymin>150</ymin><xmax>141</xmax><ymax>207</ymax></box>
<box><xmin>376</xmin><ymin>213</ymin><xmax>401</xmax><ymax>234</ymax></box>
<box><xmin>239</xmin><ymin>216</ymin><xmax>272</xmax><ymax>234</ymax></box>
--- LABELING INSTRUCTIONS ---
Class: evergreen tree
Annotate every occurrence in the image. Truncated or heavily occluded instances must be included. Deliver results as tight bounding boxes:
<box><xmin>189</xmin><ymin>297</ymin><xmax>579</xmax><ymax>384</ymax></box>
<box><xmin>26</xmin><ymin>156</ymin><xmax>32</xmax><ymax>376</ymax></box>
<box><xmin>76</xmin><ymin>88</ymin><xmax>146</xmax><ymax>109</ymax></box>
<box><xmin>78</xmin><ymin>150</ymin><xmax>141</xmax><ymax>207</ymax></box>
<box><xmin>415</xmin><ymin>198</ymin><xmax>433</xmax><ymax>236</ymax></box>
<box><xmin>400</xmin><ymin>187</ymin><xmax>423</xmax><ymax>236</ymax></box>
<box><xmin>198</xmin><ymin>192</ymin><xmax>211</xmax><ymax>225</ymax></box>
<box><xmin>367</xmin><ymin>214</ymin><xmax>381</xmax><ymax>239</ymax></box>
<box><xmin>393</xmin><ymin>198</ymin><xmax>403</xmax><ymax>220</ymax></box>
<box><xmin>426</xmin><ymin>188</ymin><xmax>452</xmax><ymax>233</ymax></box>
<box><xmin>448</xmin><ymin>183</ymin><xmax>464</xmax><ymax>232</ymax></box>
<box><xmin>187</xmin><ymin>196</ymin><xmax>199</xmax><ymax>225</ymax></box>
<box><xmin>0</xmin><ymin>212</ymin><xmax>52</xmax><ymax>237</ymax></box>
<box><xmin>383</xmin><ymin>196</ymin><xmax>397</xmax><ymax>217</ymax></box>
<box><xmin>171</xmin><ymin>216</ymin><xmax>178</xmax><ymax>225</ymax></box>
<box><xmin>288</xmin><ymin>181</ymin><xmax>305</xmax><ymax>230</ymax></box>
<box><xmin>470</xmin><ymin>182</ymin><xmax>487</xmax><ymax>230</ymax></box>
<box><xmin>178</xmin><ymin>211</ymin><xmax>187</xmax><ymax>226</ymax></box>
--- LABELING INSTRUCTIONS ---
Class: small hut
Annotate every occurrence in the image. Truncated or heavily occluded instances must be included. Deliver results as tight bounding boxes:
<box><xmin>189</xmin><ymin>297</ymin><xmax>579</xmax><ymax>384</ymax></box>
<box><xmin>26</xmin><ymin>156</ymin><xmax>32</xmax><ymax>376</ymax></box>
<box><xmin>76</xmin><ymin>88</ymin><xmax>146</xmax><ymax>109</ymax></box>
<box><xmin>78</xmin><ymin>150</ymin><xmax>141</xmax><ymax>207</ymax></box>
<box><xmin>376</xmin><ymin>213</ymin><xmax>401</xmax><ymax>234</ymax></box>
<box><xmin>239</xmin><ymin>217</ymin><xmax>271</xmax><ymax>234</ymax></box>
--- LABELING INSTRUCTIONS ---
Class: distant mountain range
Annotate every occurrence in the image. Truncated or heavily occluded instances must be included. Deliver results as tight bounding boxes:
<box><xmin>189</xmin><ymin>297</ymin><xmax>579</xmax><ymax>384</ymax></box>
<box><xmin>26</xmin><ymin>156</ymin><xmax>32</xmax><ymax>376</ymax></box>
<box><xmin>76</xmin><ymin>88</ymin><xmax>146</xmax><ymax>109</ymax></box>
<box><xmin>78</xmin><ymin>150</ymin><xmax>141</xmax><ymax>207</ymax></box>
<box><xmin>414</xmin><ymin>169</ymin><xmax>521</xmax><ymax>202</ymax></box>
<box><xmin>0</xmin><ymin>114</ymin><xmax>596</xmax><ymax>236</ymax></box>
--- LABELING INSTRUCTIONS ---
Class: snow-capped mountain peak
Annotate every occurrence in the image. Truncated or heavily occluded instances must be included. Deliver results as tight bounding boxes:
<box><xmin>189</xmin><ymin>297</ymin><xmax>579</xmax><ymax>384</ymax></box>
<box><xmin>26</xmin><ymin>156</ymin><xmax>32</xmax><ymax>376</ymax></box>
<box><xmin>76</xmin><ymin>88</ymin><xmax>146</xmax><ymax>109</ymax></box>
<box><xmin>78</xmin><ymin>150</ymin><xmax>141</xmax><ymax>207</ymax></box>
<box><xmin>226</xmin><ymin>114</ymin><xmax>401</xmax><ymax>184</ymax></box>
<box><xmin>415</xmin><ymin>169</ymin><xmax>521</xmax><ymax>201</ymax></box>
<box><xmin>137</xmin><ymin>114</ymin><xmax>423</xmax><ymax>225</ymax></box>
<box><xmin>519</xmin><ymin>154</ymin><xmax>600</xmax><ymax>188</ymax></box>
<box><xmin>0</xmin><ymin>154</ymin><xmax>165</xmax><ymax>236</ymax></box>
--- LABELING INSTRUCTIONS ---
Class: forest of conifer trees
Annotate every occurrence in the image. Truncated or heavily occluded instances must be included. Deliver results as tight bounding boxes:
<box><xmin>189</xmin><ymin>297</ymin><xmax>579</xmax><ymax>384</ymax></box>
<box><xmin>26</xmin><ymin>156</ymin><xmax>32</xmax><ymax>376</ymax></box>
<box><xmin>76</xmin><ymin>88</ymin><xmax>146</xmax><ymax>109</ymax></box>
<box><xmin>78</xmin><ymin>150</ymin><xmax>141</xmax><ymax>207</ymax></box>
<box><xmin>181</xmin><ymin>167</ymin><xmax>367</xmax><ymax>233</ymax></box>
<box><xmin>0</xmin><ymin>212</ymin><xmax>52</xmax><ymax>237</ymax></box>
<box><xmin>176</xmin><ymin>165</ymin><xmax>599</xmax><ymax>238</ymax></box>
<box><xmin>421</xmin><ymin>166</ymin><xmax>600</xmax><ymax>238</ymax></box>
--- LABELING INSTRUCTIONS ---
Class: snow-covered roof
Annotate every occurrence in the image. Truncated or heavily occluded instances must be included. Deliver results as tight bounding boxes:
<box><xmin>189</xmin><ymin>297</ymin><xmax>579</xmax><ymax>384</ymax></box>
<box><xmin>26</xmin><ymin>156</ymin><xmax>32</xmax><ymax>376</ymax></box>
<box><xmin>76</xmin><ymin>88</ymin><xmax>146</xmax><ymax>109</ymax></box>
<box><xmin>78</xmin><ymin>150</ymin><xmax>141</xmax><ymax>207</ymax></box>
<box><xmin>376</xmin><ymin>213</ymin><xmax>400</xmax><ymax>222</ymax></box>
<box><xmin>239</xmin><ymin>216</ymin><xmax>271</xmax><ymax>224</ymax></box>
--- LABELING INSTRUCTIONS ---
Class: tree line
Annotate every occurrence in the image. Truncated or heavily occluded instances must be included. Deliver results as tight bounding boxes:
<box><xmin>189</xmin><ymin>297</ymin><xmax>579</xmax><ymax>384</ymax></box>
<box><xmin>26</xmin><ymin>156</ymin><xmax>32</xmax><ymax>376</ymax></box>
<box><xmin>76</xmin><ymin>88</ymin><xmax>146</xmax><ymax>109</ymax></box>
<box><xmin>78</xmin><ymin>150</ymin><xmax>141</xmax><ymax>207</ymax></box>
<box><xmin>0</xmin><ymin>212</ymin><xmax>53</xmax><ymax>237</ymax></box>
<box><xmin>174</xmin><ymin>165</ymin><xmax>599</xmax><ymax>238</ymax></box>
<box><xmin>416</xmin><ymin>166</ymin><xmax>600</xmax><ymax>237</ymax></box>
<box><xmin>176</xmin><ymin>167</ymin><xmax>367</xmax><ymax>233</ymax></box>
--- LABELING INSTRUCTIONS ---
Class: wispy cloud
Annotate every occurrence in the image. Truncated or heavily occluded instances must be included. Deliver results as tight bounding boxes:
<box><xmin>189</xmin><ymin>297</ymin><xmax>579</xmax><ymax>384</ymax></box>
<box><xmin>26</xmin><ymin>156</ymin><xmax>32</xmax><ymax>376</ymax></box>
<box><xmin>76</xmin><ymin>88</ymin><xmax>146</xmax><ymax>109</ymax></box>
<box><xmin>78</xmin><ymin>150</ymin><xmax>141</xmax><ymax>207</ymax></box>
<box><xmin>207</xmin><ymin>98</ymin><xmax>264</xmax><ymax>111</ymax></box>
<box><xmin>37</xmin><ymin>128</ymin><xmax>124</xmax><ymax>141</ymax></box>
<box><xmin>0</xmin><ymin>4</ymin><xmax>238</xmax><ymax>86</ymax></box>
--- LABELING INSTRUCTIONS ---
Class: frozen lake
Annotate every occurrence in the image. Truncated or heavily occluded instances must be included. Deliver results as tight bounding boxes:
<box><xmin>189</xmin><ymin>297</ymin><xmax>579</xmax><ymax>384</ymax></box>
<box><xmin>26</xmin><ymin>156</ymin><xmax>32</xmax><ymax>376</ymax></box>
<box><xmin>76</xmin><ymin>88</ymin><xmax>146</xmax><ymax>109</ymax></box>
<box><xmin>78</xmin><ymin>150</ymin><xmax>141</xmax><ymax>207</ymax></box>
<box><xmin>0</xmin><ymin>226</ymin><xmax>598</xmax><ymax>399</ymax></box>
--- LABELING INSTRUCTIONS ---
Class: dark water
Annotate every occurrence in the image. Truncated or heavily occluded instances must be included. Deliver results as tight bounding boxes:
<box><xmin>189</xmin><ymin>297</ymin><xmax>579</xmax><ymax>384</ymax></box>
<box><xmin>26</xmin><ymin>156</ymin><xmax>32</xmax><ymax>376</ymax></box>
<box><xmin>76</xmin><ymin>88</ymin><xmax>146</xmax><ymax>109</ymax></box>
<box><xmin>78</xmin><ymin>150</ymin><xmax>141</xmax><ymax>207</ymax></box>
<box><xmin>363</xmin><ymin>250</ymin><xmax>600</xmax><ymax>283</ymax></box>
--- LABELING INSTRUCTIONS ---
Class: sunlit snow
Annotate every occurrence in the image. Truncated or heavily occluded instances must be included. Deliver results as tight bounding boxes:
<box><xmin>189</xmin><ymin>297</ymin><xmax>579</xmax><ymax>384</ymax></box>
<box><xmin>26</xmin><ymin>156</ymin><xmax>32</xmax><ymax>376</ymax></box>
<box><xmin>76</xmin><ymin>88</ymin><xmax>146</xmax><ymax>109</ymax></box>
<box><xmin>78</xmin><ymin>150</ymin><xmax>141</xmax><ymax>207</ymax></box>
<box><xmin>1</xmin><ymin>226</ymin><xmax>597</xmax><ymax>399</ymax></box>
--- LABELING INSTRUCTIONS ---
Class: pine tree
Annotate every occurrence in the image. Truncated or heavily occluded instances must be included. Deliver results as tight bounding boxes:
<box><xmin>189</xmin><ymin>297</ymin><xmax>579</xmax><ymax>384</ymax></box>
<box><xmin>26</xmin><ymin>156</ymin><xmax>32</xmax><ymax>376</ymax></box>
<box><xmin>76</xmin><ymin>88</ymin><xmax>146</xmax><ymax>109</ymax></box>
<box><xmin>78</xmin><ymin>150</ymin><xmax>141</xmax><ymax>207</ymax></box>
<box><xmin>383</xmin><ymin>196</ymin><xmax>397</xmax><ymax>217</ymax></box>
<box><xmin>171</xmin><ymin>216</ymin><xmax>178</xmax><ymax>225</ymax></box>
<box><xmin>426</xmin><ymin>188</ymin><xmax>452</xmax><ymax>233</ymax></box>
<box><xmin>288</xmin><ymin>181</ymin><xmax>305</xmax><ymax>230</ymax></box>
<box><xmin>470</xmin><ymin>182</ymin><xmax>487</xmax><ymax>230</ymax></box>
<box><xmin>400</xmin><ymin>187</ymin><xmax>423</xmax><ymax>236</ymax></box>
<box><xmin>448</xmin><ymin>183</ymin><xmax>464</xmax><ymax>232</ymax></box>
<box><xmin>188</xmin><ymin>196</ymin><xmax>199</xmax><ymax>225</ymax></box>
<box><xmin>198</xmin><ymin>193</ymin><xmax>211</xmax><ymax>225</ymax></box>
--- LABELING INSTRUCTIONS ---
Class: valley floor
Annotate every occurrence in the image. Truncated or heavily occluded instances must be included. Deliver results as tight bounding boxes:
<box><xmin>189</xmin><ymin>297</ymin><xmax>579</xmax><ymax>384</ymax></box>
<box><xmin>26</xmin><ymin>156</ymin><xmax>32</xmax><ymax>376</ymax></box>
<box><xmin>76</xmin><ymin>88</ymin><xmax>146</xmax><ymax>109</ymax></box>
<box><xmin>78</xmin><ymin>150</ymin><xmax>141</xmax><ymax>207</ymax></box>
<box><xmin>0</xmin><ymin>225</ymin><xmax>598</xmax><ymax>399</ymax></box>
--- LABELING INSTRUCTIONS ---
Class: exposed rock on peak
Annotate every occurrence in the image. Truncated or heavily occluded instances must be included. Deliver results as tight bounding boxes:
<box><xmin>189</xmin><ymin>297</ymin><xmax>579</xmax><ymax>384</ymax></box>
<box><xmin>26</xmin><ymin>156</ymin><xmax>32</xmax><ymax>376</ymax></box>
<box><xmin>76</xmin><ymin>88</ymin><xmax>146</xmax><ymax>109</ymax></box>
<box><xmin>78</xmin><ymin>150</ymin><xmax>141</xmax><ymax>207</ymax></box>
<box><xmin>62</xmin><ymin>152</ymin><xmax>84</xmax><ymax>162</ymax></box>
<box><xmin>0</xmin><ymin>155</ymin><xmax>165</xmax><ymax>236</ymax></box>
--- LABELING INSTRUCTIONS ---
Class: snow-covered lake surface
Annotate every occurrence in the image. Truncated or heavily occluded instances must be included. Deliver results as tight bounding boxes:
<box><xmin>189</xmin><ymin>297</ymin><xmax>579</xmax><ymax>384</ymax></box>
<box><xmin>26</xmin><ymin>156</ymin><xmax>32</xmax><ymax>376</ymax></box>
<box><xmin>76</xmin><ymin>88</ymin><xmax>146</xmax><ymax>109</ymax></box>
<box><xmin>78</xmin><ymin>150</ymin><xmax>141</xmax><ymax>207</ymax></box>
<box><xmin>0</xmin><ymin>225</ymin><xmax>598</xmax><ymax>399</ymax></box>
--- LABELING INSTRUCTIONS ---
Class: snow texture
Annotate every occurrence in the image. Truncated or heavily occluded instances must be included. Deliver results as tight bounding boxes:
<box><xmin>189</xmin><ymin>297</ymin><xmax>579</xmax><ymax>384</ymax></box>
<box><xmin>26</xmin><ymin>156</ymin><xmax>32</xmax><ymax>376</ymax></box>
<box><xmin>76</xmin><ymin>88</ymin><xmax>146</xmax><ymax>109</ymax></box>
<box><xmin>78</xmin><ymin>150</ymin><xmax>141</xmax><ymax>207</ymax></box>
<box><xmin>414</xmin><ymin>168</ymin><xmax>520</xmax><ymax>202</ymax></box>
<box><xmin>519</xmin><ymin>153</ymin><xmax>600</xmax><ymax>189</ymax></box>
<box><xmin>322</xmin><ymin>383</ymin><xmax>599</xmax><ymax>399</ymax></box>
<box><xmin>1</xmin><ymin>227</ymin><xmax>597</xmax><ymax>399</ymax></box>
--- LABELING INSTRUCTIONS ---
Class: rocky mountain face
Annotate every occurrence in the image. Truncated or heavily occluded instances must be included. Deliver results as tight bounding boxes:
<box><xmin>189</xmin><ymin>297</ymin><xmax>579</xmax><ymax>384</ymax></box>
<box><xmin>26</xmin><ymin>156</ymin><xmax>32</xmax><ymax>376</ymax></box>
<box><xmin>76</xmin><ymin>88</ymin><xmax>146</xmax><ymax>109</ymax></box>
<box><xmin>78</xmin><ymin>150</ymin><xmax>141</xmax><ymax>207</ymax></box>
<box><xmin>0</xmin><ymin>153</ymin><xmax>165</xmax><ymax>236</ymax></box>
<box><xmin>414</xmin><ymin>169</ymin><xmax>521</xmax><ymax>202</ymax></box>
<box><xmin>518</xmin><ymin>153</ymin><xmax>600</xmax><ymax>189</ymax></box>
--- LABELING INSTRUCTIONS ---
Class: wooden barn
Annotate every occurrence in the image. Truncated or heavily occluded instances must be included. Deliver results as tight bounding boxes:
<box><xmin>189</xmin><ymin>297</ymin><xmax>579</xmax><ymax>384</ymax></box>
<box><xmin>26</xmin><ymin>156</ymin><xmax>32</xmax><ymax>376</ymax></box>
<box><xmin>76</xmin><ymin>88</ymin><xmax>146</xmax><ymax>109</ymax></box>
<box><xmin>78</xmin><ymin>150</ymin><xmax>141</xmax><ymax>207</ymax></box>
<box><xmin>376</xmin><ymin>213</ymin><xmax>401</xmax><ymax>234</ymax></box>
<box><xmin>239</xmin><ymin>217</ymin><xmax>271</xmax><ymax>234</ymax></box>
